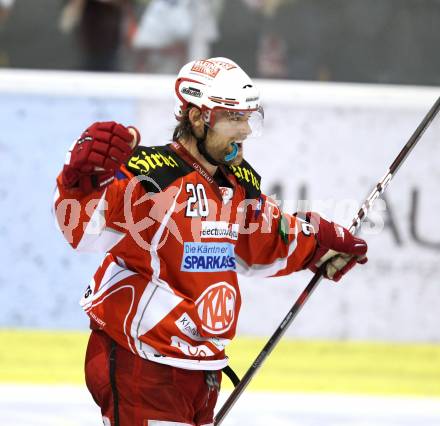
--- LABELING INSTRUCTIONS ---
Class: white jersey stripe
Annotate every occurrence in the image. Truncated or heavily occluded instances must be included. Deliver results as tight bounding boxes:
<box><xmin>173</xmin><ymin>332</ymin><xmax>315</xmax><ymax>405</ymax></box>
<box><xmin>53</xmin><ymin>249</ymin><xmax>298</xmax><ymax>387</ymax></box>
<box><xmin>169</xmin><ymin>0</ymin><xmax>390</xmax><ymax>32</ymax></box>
<box><xmin>132</xmin><ymin>180</ymin><xmax>184</xmax><ymax>358</ymax></box>
<box><xmin>132</xmin><ymin>283</ymin><xmax>183</xmax><ymax>357</ymax></box>
<box><xmin>142</xmin><ymin>352</ymin><xmax>228</xmax><ymax>371</ymax></box>
<box><xmin>52</xmin><ymin>186</ymin><xmax>61</xmax><ymax>232</ymax></box>
<box><xmin>82</xmin><ymin>284</ymin><xmax>138</xmax><ymax>353</ymax></box>
<box><xmin>150</xmin><ymin>180</ymin><xmax>184</xmax><ymax>290</ymax></box>
<box><xmin>76</xmin><ymin>189</ymin><xmax>125</xmax><ymax>252</ymax></box>
<box><xmin>235</xmin><ymin>223</ymin><xmax>299</xmax><ymax>277</ymax></box>
<box><xmin>80</xmin><ymin>259</ymin><xmax>137</xmax><ymax>310</ymax></box>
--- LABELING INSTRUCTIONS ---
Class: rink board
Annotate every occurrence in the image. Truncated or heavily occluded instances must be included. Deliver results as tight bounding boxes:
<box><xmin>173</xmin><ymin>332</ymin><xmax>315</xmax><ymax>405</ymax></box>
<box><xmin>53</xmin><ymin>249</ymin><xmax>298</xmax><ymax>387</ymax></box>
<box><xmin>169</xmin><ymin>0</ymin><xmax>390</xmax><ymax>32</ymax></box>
<box><xmin>0</xmin><ymin>70</ymin><xmax>439</xmax><ymax>341</ymax></box>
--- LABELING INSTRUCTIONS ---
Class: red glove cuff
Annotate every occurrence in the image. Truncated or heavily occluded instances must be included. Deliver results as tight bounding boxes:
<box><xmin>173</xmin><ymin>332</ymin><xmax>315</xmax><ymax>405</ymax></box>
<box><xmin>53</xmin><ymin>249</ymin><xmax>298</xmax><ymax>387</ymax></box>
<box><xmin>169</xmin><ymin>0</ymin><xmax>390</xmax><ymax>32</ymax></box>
<box><xmin>297</xmin><ymin>211</ymin><xmax>368</xmax><ymax>281</ymax></box>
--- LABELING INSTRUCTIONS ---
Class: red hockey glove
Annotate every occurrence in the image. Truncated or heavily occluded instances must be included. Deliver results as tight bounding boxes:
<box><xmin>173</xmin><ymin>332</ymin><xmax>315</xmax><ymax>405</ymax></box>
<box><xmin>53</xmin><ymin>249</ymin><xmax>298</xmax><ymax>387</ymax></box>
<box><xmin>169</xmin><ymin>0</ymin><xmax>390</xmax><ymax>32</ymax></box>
<box><xmin>298</xmin><ymin>212</ymin><xmax>368</xmax><ymax>282</ymax></box>
<box><xmin>62</xmin><ymin>121</ymin><xmax>140</xmax><ymax>194</ymax></box>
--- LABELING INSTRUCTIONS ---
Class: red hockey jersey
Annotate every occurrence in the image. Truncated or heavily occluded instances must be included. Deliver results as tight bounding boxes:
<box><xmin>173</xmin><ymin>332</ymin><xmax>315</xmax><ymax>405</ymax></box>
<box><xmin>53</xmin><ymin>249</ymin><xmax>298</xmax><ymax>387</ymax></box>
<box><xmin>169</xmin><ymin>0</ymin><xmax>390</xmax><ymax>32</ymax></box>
<box><xmin>54</xmin><ymin>141</ymin><xmax>316</xmax><ymax>370</ymax></box>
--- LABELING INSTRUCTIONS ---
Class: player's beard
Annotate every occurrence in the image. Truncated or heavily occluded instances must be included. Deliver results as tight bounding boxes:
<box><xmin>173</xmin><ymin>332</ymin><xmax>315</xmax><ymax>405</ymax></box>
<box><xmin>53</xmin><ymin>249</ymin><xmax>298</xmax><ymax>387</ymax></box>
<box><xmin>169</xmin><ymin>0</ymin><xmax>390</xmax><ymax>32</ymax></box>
<box><xmin>205</xmin><ymin>135</ymin><xmax>243</xmax><ymax>167</ymax></box>
<box><xmin>223</xmin><ymin>142</ymin><xmax>243</xmax><ymax>166</ymax></box>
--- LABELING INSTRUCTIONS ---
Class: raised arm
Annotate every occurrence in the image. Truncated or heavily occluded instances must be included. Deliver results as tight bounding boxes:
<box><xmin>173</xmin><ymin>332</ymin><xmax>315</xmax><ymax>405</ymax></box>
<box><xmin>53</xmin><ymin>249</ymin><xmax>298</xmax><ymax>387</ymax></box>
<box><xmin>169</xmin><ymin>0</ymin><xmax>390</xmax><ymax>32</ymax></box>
<box><xmin>53</xmin><ymin>121</ymin><xmax>139</xmax><ymax>252</ymax></box>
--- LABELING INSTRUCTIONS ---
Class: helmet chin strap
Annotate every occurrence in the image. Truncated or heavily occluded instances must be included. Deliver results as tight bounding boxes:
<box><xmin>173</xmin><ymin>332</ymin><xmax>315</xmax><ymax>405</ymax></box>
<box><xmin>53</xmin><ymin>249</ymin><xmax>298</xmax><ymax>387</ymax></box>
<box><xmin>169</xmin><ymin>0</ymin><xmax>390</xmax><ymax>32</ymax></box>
<box><xmin>193</xmin><ymin>124</ymin><xmax>238</xmax><ymax>166</ymax></box>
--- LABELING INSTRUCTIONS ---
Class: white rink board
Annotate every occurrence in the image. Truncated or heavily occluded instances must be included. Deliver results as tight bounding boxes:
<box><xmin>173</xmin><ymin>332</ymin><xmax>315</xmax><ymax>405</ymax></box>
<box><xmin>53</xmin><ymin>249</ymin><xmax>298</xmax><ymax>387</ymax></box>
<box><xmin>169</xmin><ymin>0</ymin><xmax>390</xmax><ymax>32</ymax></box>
<box><xmin>0</xmin><ymin>70</ymin><xmax>439</xmax><ymax>340</ymax></box>
<box><xmin>0</xmin><ymin>385</ymin><xmax>439</xmax><ymax>426</ymax></box>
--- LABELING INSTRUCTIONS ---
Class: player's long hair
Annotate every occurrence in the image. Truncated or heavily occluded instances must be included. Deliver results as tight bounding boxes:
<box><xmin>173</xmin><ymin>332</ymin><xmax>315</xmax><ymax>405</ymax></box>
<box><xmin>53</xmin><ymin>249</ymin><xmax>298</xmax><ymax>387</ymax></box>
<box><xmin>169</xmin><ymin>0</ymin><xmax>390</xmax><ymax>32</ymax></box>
<box><xmin>172</xmin><ymin>107</ymin><xmax>193</xmax><ymax>142</ymax></box>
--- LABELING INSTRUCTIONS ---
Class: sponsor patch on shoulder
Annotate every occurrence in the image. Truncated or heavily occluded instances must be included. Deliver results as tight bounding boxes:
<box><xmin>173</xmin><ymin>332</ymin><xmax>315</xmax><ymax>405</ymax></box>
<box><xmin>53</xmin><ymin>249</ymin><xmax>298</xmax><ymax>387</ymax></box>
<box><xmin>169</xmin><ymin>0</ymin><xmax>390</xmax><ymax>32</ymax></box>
<box><xmin>181</xmin><ymin>242</ymin><xmax>236</xmax><ymax>272</ymax></box>
<box><xmin>201</xmin><ymin>221</ymin><xmax>239</xmax><ymax>240</ymax></box>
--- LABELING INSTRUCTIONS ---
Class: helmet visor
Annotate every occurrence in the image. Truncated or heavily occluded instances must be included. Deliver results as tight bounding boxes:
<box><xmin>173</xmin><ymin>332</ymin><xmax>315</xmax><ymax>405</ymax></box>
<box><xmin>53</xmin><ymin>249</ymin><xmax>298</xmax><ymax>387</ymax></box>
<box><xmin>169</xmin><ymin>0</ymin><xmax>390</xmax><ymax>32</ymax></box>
<box><xmin>208</xmin><ymin>106</ymin><xmax>264</xmax><ymax>140</ymax></box>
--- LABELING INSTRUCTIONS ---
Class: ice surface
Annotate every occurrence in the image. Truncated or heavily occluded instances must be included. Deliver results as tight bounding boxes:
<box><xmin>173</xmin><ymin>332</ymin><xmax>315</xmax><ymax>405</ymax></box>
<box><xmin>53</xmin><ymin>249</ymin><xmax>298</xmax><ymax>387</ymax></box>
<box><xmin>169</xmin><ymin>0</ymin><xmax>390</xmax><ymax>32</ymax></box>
<box><xmin>0</xmin><ymin>385</ymin><xmax>439</xmax><ymax>426</ymax></box>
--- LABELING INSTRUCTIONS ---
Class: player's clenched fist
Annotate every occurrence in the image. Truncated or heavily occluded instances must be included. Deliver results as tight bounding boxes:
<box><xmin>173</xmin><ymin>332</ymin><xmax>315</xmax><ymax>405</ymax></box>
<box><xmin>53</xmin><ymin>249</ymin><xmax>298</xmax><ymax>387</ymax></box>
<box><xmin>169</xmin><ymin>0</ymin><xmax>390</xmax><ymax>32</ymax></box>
<box><xmin>62</xmin><ymin>121</ymin><xmax>140</xmax><ymax>193</ymax></box>
<box><xmin>298</xmin><ymin>212</ymin><xmax>368</xmax><ymax>282</ymax></box>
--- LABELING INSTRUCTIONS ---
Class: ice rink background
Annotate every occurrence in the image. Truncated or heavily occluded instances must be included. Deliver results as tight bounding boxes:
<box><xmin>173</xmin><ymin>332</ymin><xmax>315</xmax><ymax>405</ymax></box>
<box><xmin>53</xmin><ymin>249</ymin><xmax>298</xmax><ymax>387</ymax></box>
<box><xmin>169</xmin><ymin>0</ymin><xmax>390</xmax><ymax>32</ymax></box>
<box><xmin>0</xmin><ymin>71</ymin><xmax>439</xmax><ymax>425</ymax></box>
<box><xmin>0</xmin><ymin>71</ymin><xmax>439</xmax><ymax>341</ymax></box>
<box><xmin>1</xmin><ymin>385</ymin><xmax>440</xmax><ymax>426</ymax></box>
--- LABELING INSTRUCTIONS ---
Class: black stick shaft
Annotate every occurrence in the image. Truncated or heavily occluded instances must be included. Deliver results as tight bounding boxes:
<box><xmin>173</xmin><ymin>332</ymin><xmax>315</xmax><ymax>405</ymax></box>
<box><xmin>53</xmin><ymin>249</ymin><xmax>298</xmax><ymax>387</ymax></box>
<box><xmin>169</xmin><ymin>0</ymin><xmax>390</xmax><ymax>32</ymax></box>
<box><xmin>214</xmin><ymin>96</ymin><xmax>440</xmax><ymax>426</ymax></box>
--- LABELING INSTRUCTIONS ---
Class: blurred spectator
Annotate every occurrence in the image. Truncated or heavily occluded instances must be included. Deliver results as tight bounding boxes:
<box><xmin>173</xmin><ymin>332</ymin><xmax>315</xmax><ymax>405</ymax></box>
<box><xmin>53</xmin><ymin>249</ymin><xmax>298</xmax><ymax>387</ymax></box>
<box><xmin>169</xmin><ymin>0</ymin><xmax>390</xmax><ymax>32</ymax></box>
<box><xmin>131</xmin><ymin>0</ymin><xmax>220</xmax><ymax>73</ymax></box>
<box><xmin>0</xmin><ymin>0</ymin><xmax>439</xmax><ymax>84</ymax></box>
<box><xmin>213</xmin><ymin>0</ymin><xmax>440</xmax><ymax>85</ymax></box>
<box><xmin>0</xmin><ymin>0</ymin><xmax>14</xmax><ymax>23</ymax></box>
<box><xmin>257</xmin><ymin>0</ymin><xmax>339</xmax><ymax>80</ymax></box>
<box><xmin>211</xmin><ymin>0</ymin><xmax>265</xmax><ymax>77</ymax></box>
<box><xmin>255</xmin><ymin>0</ymin><xmax>290</xmax><ymax>78</ymax></box>
<box><xmin>362</xmin><ymin>0</ymin><xmax>440</xmax><ymax>85</ymax></box>
<box><xmin>59</xmin><ymin>0</ymin><xmax>136</xmax><ymax>72</ymax></box>
<box><xmin>212</xmin><ymin>0</ymin><xmax>301</xmax><ymax>79</ymax></box>
<box><xmin>268</xmin><ymin>0</ymin><xmax>440</xmax><ymax>85</ymax></box>
<box><xmin>0</xmin><ymin>0</ymin><xmax>79</xmax><ymax>69</ymax></box>
<box><xmin>0</xmin><ymin>0</ymin><xmax>14</xmax><ymax>65</ymax></box>
<box><xmin>213</xmin><ymin>0</ymin><xmax>339</xmax><ymax>80</ymax></box>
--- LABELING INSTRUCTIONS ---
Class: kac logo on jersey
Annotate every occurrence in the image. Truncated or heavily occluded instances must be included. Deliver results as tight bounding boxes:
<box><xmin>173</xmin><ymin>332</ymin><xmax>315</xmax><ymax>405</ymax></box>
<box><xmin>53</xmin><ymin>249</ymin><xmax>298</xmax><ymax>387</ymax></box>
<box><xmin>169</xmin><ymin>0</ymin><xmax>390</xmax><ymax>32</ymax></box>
<box><xmin>181</xmin><ymin>242</ymin><xmax>236</xmax><ymax>272</ymax></box>
<box><xmin>196</xmin><ymin>282</ymin><xmax>237</xmax><ymax>334</ymax></box>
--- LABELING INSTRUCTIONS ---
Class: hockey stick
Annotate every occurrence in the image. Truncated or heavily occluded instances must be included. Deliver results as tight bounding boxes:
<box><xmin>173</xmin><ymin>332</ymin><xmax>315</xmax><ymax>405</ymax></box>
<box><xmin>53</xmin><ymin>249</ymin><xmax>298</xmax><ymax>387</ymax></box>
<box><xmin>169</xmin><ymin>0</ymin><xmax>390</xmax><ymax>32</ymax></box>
<box><xmin>214</xmin><ymin>96</ymin><xmax>440</xmax><ymax>425</ymax></box>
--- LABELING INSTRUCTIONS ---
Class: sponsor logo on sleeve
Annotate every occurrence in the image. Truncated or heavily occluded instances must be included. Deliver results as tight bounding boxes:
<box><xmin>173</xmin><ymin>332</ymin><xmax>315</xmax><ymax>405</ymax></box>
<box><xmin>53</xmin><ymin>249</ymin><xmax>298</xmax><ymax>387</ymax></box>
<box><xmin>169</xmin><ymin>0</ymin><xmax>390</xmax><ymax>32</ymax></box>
<box><xmin>201</xmin><ymin>221</ymin><xmax>239</xmax><ymax>241</ymax></box>
<box><xmin>89</xmin><ymin>311</ymin><xmax>106</xmax><ymax>328</ymax></box>
<box><xmin>181</xmin><ymin>242</ymin><xmax>236</xmax><ymax>272</ymax></box>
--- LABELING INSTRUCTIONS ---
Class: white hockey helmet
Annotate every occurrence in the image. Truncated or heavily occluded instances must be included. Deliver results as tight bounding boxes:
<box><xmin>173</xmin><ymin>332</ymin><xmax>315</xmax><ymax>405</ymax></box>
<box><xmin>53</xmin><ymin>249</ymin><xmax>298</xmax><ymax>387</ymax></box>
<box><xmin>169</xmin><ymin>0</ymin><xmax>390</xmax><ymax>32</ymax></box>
<box><xmin>174</xmin><ymin>57</ymin><xmax>263</xmax><ymax>134</ymax></box>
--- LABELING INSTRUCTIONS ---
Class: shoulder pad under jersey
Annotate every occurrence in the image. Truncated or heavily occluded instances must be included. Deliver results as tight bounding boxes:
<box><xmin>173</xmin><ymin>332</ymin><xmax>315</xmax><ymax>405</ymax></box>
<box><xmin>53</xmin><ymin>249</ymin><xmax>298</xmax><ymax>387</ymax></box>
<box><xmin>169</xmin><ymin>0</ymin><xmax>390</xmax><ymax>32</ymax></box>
<box><xmin>228</xmin><ymin>159</ymin><xmax>261</xmax><ymax>199</ymax></box>
<box><xmin>126</xmin><ymin>144</ymin><xmax>193</xmax><ymax>193</ymax></box>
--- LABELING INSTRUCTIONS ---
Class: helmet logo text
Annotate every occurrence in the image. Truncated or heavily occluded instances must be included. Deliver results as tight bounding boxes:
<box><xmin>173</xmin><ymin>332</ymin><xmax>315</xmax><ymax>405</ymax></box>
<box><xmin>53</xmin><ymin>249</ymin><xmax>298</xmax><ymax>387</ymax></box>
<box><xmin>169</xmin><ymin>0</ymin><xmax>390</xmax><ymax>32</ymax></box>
<box><xmin>181</xmin><ymin>87</ymin><xmax>202</xmax><ymax>98</ymax></box>
<box><xmin>191</xmin><ymin>60</ymin><xmax>220</xmax><ymax>78</ymax></box>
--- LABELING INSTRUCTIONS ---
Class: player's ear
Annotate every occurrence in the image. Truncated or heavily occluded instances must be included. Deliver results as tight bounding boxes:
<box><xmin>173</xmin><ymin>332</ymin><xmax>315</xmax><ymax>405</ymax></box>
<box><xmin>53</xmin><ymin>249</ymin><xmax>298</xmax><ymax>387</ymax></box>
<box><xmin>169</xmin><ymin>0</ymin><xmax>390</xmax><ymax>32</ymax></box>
<box><xmin>189</xmin><ymin>107</ymin><xmax>204</xmax><ymax>128</ymax></box>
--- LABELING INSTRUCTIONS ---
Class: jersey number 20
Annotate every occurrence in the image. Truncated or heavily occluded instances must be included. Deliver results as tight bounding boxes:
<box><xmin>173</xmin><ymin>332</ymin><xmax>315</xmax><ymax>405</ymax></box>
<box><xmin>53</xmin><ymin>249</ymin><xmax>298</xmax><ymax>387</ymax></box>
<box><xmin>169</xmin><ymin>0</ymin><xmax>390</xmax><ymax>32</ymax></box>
<box><xmin>186</xmin><ymin>183</ymin><xmax>209</xmax><ymax>217</ymax></box>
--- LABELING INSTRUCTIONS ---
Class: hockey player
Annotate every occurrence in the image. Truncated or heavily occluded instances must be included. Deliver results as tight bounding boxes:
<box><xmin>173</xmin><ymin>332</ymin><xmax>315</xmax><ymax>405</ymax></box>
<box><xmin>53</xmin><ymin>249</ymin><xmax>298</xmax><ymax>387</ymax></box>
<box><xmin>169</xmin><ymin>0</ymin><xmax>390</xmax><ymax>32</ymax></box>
<box><xmin>54</xmin><ymin>57</ymin><xmax>368</xmax><ymax>426</ymax></box>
